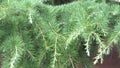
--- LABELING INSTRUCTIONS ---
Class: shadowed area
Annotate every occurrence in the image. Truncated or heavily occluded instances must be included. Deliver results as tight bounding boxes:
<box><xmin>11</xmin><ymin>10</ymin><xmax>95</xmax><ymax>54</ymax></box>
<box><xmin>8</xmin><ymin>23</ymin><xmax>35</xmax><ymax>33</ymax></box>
<box><xmin>94</xmin><ymin>47</ymin><xmax>120</xmax><ymax>68</ymax></box>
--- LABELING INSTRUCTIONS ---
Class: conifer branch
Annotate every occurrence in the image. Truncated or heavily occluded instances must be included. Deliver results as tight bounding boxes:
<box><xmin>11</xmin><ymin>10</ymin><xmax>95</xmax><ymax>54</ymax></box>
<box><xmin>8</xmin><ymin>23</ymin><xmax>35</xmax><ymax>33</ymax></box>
<box><xmin>65</xmin><ymin>22</ymin><xmax>99</xmax><ymax>49</ymax></box>
<box><xmin>85</xmin><ymin>32</ymin><xmax>93</xmax><ymax>56</ymax></box>
<box><xmin>28</xmin><ymin>10</ymin><xmax>33</xmax><ymax>24</ymax></box>
<box><xmin>52</xmin><ymin>36</ymin><xmax>58</xmax><ymax>68</ymax></box>
<box><xmin>48</xmin><ymin>22</ymin><xmax>66</xmax><ymax>39</ymax></box>
<box><xmin>93</xmin><ymin>32</ymin><xmax>105</xmax><ymax>64</ymax></box>
<box><xmin>26</xmin><ymin>48</ymin><xmax>35</xmax><ymax>59</ymax></box>
<box><xmin>69</xmin><ymin>55</ymin><xmax>75</xmax><ymax>68</ymax></box>
<box><xmin>109</xmin><ymin>31</ymin><xmax>120</xmax><ymax>45</ymax></box>
<box><xmin>35</xmin><ymin>22</ymin><xmax>48</xmax><ymax>50</ymax></box>
<box><xmin>0</xmin><ymin>0</ymin><xmax>120</xmax><ymax>68</ymax></box>
<box><xmin>10</xmin><ymin>46</ymin><xmax>19</xmax><ymax>68</ymax></box>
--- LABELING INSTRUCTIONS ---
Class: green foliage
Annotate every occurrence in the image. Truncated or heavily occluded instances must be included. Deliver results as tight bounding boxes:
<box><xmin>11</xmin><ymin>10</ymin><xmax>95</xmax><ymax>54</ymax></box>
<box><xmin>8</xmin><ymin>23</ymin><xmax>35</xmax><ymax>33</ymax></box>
<box><xmin>0</xmin><ymin>0</ymin><xmax>120</xmax><ymax>68</ymax></box>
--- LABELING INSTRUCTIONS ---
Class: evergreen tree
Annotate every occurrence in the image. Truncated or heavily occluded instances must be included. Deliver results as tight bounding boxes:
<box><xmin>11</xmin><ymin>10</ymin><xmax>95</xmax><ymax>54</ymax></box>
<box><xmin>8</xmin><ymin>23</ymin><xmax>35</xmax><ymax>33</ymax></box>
<box><xmin>0</xmin><ymin>0</ymin><xmax>120</xmax><ymax>68</ymax></box>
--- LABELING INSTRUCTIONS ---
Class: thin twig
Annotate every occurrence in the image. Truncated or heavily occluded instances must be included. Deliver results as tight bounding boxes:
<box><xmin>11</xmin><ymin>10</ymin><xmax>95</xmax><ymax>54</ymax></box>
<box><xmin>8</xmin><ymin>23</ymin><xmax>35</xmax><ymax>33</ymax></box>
<box><xmin>35</xmin><ymin>22</ymin><xmax>48</xmax><ymax>50</ymax></box>
<box><xmin>69</xmin><ymin>55</ymin><xmax>75</xmax><ymax>68</ymax></box>
<box><xmin>52</xmin><ymin>36</ymin><xmax>58</xmax><ymax>68</ymax></box>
